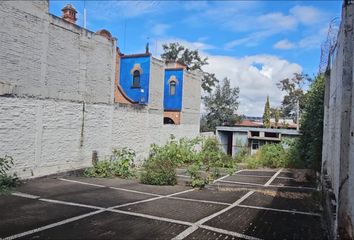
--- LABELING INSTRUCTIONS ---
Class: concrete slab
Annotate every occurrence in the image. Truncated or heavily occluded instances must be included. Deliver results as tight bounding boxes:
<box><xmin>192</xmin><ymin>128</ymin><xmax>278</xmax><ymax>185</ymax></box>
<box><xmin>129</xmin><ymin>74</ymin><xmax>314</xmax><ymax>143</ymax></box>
<box><xmin>213</xmin><ymin>181</ymin><xmax>317</xmax><ymax>193</ymax></box>
<box><xmin>46</xmin><ymin>187</ymin><xmax>155</xmax><ymax>208</ymax></box>
<box><xmin>184</xmin><ymin>228</ymin><xmax>242</xmax><ymax>240</ymax></box>
<box><xmin>238</xmin><ymin>170</ymin><xmax>277</xmax><ymax>177</ymax></box>
<box><xmin>240</xmin><ymin>191</ymin><xmax>321</xmax><ymax>213</ymax></box>
<box><xmin>204</xmin><ymin>206</ymin><xmax>324</xmax><ymax>240</ymax></box>
<box><xmin>0</xmin><ymin>195</ymin><xmax>94</xmax><ymax>239</ymax></box>
<box><xmin>224</xmin><ymin>175</ymin><xmax>271</xmax><ymax>185</ymax></box>
<box><xmin>16</xmin><ymin>177</ymin><xmax>101</xmax><ymax>198</ymax></box>
<box><xmin>117</xmin><ymin>198</ymin><xmax>226</xmax><ymax>222</ymax></box>
<box><xmin>270</xmin><ymin>178</ymin><xmax>316</xmax><ymax>188</ymax></box>
<box><xmin>19</xmin><ymin>211</ymin><xmax>189</xmax><ymax>240</ymax></box>
<box><xmin>174</xmin><ymin>187</ymin><xmax>249</xmax><ymax>204</ymax></box>
<box><xmin>65</xmin><ymin>176</ymin><xmax>192</xmax><ymax>195</ymax></box>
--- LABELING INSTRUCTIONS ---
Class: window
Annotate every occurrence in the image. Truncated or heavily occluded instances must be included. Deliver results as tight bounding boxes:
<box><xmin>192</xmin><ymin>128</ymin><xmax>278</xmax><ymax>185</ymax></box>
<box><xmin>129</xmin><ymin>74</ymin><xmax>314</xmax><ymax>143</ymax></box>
<box><xmin>132</xmin><ymin>70</ymin><xmax>140</xmax><ymax>88</ymax></box>
<box><xmin>170</xmin><ymin>81</ymin><xmax>176</xmax><ymax>96</ymax></box>
<box><xmin>252</xmin><ymin>140</ymin><xmax>259</xmax><ymax>150</ymax></box>
<box><xmin>251</xmin><ymin>131</ymin><xmax>260</xmax><ymax>137</ymax></box>
<box><xmin>163</xmin><ymin>117</ymin><xmax>175</xmax><ymax>125</ymax></box>
<box><xmin>264</xmin><ymin>132</ymin><xmax>278</xmax><ymax>138</ymax></box>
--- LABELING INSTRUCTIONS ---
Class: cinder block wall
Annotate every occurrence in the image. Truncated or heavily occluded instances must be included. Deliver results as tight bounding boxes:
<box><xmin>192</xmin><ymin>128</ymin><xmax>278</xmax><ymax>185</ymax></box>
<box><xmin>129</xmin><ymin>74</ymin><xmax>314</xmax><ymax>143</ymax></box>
<box><xmin>322</xmin><ymin>2</ymin><xmax>354</xmax><ymax>238</ymax></box>
<box><xmin>0</xmin><ymin>1</ymin><xmax>201</xmax><ymax>178</ymax></box>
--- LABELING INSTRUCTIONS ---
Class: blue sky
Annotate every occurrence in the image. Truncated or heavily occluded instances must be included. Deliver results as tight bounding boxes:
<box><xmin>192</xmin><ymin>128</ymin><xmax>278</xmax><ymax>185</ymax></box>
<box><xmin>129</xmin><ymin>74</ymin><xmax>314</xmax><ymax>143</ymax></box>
<box><xmin>50</xmin><ymin>1</ymin><xmax>342</xmax><ymax>116</ymax></box>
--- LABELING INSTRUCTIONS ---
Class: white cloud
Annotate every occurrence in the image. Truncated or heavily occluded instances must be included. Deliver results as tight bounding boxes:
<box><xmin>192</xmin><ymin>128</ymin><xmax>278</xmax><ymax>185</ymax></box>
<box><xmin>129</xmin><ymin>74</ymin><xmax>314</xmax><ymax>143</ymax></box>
<box><xmin>154</xmin><ymin>38</ymin><xmax>215</xmax><ymax>55</ymax></box>
<box><xmin>290</xmin><ymin>5</ymin><xmax>322</xmax><ymax>25</ymax></box>
<box><xmin>203</xmin><ymin>54</ymin><xmax>302</xmax><ymax>116</ymax></box>
<box><xmin>151</xmin><ymin>24</ymin><xmax>170</xmax><ymax>36</ymax></box>
<box><xmin>258</xmin><ymin>13</ymin><xmax>298</xmax><ymax>31</ymax></box>
<box><xmin>273</xmin><ymin>39</ymin><xmax>296</xmax><ymax>50</ymax></box>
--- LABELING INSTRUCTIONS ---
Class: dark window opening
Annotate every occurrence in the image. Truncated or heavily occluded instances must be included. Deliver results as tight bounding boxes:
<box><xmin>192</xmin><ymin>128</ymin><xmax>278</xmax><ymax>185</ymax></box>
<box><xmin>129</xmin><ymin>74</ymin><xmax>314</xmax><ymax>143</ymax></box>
<box><xmin>163</xmin><ymin>117</ymin><xmax>175</xmax><ymax>125</ymax></box>
<box><xmin>264</xmin><ymin>132</ymin><xmax>278</xmax><ymax>138</ymax></box>
<box><xmin>252</xmin><ymin>140</ymin><xmax>259</xmax><ymax>150</ymax></box>
<box><xmin>170</xmin><ymin>81</ymin><xmax>176</xmax><ymax>96</ymax></box>
<box><xmin>132</xmin><ymin>70</ymin><xmax>140</xmax><ymax>88</ymax></box>
<box><xmin>251</xmin><ymin>131</ymin><xmax>260</xmax><ymax>137</ymax></box>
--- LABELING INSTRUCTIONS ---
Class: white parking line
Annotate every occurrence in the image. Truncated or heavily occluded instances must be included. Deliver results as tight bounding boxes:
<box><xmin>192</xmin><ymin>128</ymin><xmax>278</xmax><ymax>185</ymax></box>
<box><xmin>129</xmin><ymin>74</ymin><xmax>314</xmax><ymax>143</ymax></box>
<box><xmin>3</xmin><ymin>209</ymin><xmax>105</xmax><ymax>240</ymax></box>
<box><xmin>218</xmin><ymin>180</ymin><xmax>265</xmax><ymax>187</ymax></box>
<box><xmin>213</xmin><ymin>169</ymin><xmax>244</xmax><ymax>184</ymax></box>
<box><xmin>237</xmin><ymin>204</ymin><xmax>321</xmax><ymax>217</ymax></box>
<box><xmin>264</xmin><ymin>169</ymin><xmax>283</xmax><ymax>186</ymax></box>
<box><xmin>58</xmin><ymin>178</ymin><xmax>105</xmax><ymax>188</ymax></box>
<box><xmin>12</xmin><ymin>192</ymin><xmax>40</xmax><ymax>199</ymax></box>
<box><xmin>169</xmin><ymin>196</ymin><xmax>231</xmax><ymax>206</ymax></box>
<box><xmin>233</xmin><ymin>174</ymin><xmax>271</xmax><ymax>178</ymax></box>
<box><xmin>110</xmin><ymin>208</ymin><xmax>194</xmax><ymax>226</ymax></box>
<box><xmin>39</xmin><ymin>198</ymin><xmax>105</xmax><ymax>210</ymax></box>
<box><xmin>109</xmin><ymin>186</ymin><xmax>160</xmax><ymax>197</ymax></box>
<box><xmin>109</xmin><ymin>188</ymin><xmax>196</xmax><ymax>209</ymax></box>
<box><xmin>5</xmin><ymin>171</ymin><xmax>318</xmax><ymax>240</ymax></box>
<box><xmin>173</xmin><ymin>191</ymin><xmax>255</xmax><ymax>240</ymax></box>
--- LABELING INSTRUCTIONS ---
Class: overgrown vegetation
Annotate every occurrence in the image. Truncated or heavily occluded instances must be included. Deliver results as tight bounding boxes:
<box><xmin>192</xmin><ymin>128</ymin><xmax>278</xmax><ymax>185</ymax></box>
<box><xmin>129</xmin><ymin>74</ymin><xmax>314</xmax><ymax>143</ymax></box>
<box><xmin>290</xmin><ymin>74</ymin><xmax>325</xmax><ymax>171</ymax></box>
<box><xmin>84</xmin><ymin>148</ymin><xmax>135</xmax><ymax>178</ymax></box>
<box><xmin>0</xmin><ymin>155</ymin><xmax>19</xmax><ymax>192</ymax></box>
<box><xmin>140</xmin><ymin>136</ymin><xmax>237</xmax><ymax>188</ymax></box>
<box><xmin>252</xmin><ymin>73</ymin><xmax>325</xmax><ymax>171</ymax></box>
<box><xmin>140</xmin><ymin>139</ymin><xmax>182</xmax><ymax>185</ymax></box>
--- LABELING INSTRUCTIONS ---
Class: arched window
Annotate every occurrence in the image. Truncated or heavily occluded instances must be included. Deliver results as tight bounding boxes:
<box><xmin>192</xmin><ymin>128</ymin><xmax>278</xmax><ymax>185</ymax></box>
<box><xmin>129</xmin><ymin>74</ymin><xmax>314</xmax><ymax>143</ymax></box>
<box><xmin>163</xmin><ymin>117</ymin><xmax>175</xmax><ymax>125</ymax></box>
<box><xmin>169</xmin><ymin>81</ymin><xmax>176</xmax><ymax>96</ymax></box>
<box><xmin>132</xmin><ymin>70</ymin><xmax>140</xmax><ymax>88</ymax></box>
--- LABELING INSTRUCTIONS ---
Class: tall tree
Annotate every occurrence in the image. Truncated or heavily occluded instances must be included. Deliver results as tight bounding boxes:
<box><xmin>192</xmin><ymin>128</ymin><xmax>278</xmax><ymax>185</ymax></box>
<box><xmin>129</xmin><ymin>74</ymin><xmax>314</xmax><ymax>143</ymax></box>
<box><xmin>263</xmin><ymin>96</ymin><xmax>271</xmax><ymax>128</ymax></box>
<box><xmin>161</xmin><ymin>42</ymin><xmax>218</xmax><ymax>93</ymax></box>
<box><xmin>270</xmin><ymin>107</ymin><xmax>281</xmax><ymax>128</ymax></box>
<box><xmin>202</xmin><ymin>78</ymin><xmax>240</xmax><ymax>131</ymax></box>
<box><xmin>277</xmin><ymin>73</ymin><xmax>311</xmax><ymax>118</ymax></box>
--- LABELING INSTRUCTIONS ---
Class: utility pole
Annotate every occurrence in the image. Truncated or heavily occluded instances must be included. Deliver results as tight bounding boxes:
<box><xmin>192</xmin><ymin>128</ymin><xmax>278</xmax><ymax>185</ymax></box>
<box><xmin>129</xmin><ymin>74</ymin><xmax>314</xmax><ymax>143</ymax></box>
<box><xmin>296</xmin><ymin>99</ymin><xmax>300</xmax><ymax>131</ymax></box>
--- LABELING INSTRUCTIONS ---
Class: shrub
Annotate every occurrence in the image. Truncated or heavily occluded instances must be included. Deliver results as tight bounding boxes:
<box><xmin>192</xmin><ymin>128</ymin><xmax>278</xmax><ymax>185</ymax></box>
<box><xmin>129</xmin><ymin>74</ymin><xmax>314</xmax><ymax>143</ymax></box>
<box><xmin>244</xmin><ymin>143</ymin><xmax>287</xmax><ymax>169</ymax></box>
<box><xmin>199</xmin><ymin>137</ymin><xmax>236</xmax><ymax>169</ymax></box>
<box><xmin>140</xmin><ymin>154</ymin><xmax>177</xmax><ymax>185</ymax></box>
<box><xmin>84</xmin><ymin>148</ymin><xmax>135</xmax><ymax>178</ymax></box>
<box><xmin>186</xmin><ymin>163</ymin><xmax>207</xmax><ymax>189</ymax></box>
<box><xmin>0</xmin><ymin>155</ymin><xmax>19</xmax><ymax>192</ymax></box>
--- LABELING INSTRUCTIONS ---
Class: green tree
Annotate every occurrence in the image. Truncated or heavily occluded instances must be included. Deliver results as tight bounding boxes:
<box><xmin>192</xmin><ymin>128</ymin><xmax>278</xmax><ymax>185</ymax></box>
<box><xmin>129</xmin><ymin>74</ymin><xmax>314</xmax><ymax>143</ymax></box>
<box><xmin>161</xmin><ymin>42</ymin><xmax>218</xmax><ymax>93</ymax></box>
<box><xmin>277</xmin><ymin>73</ymin><xmax>311</xmax><ymax>118</ymax></box>
<box><xmin>203</xmin><ymin>78</ymin><xmax>240</xmax><ymax>131</ymax></box>
<box><xmin>270</xmin><ymin>107</ymin><xmax>281</xmax><ymax>128</ymax></box>
<box><xmin>263</xmin><ymin>96</ymin><xmax>271</xmax><ymax>128</ymax></box>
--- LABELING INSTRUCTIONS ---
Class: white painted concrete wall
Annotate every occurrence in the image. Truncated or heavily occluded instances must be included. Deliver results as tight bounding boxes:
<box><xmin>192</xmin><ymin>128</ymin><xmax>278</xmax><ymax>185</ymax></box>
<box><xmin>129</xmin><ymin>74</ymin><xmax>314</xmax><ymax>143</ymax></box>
<box><xmin>0</xmin><ymin>1</ymin><xmax>201</xmax><ymax>178</ymax></box>
<box><xmin>322</xmin><ymin>2</ymin><xmax>354</xmax><ymax>238</ymax></box>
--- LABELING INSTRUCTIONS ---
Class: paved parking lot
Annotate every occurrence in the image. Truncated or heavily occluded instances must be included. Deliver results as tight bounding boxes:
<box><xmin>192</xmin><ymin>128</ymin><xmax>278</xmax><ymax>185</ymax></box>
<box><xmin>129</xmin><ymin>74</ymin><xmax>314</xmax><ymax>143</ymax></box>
<box><xmin>0</xmin><ymin>168</ymin><xmax>325</xmax><ymax>240</ymax></box>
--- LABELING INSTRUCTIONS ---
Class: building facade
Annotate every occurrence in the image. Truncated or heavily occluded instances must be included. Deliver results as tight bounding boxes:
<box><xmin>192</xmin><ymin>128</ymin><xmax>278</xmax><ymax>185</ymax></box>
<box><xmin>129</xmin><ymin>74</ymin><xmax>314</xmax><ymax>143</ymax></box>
<box><xmin>0</xmin><ymin>1</ymin><xmax>201</xmax><ymax>178</ymax></box>
<box><xmin>216</xmin><ymin>126</ymin><xmax>300</xmax><ymax>156</ymax></box>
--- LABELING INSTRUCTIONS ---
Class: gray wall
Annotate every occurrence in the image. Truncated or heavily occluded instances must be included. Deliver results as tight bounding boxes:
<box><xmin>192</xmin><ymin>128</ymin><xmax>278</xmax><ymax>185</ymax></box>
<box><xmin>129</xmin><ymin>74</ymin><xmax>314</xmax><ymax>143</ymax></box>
<box><xmin>322</xmin><ymin>2</ymin><xmax>354</xmax><ymax>238</ymax></box>
<box><xmin>0</xmin><ymin>1</ymin><xmax>201</xmax><ymax>178</ymax></box>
